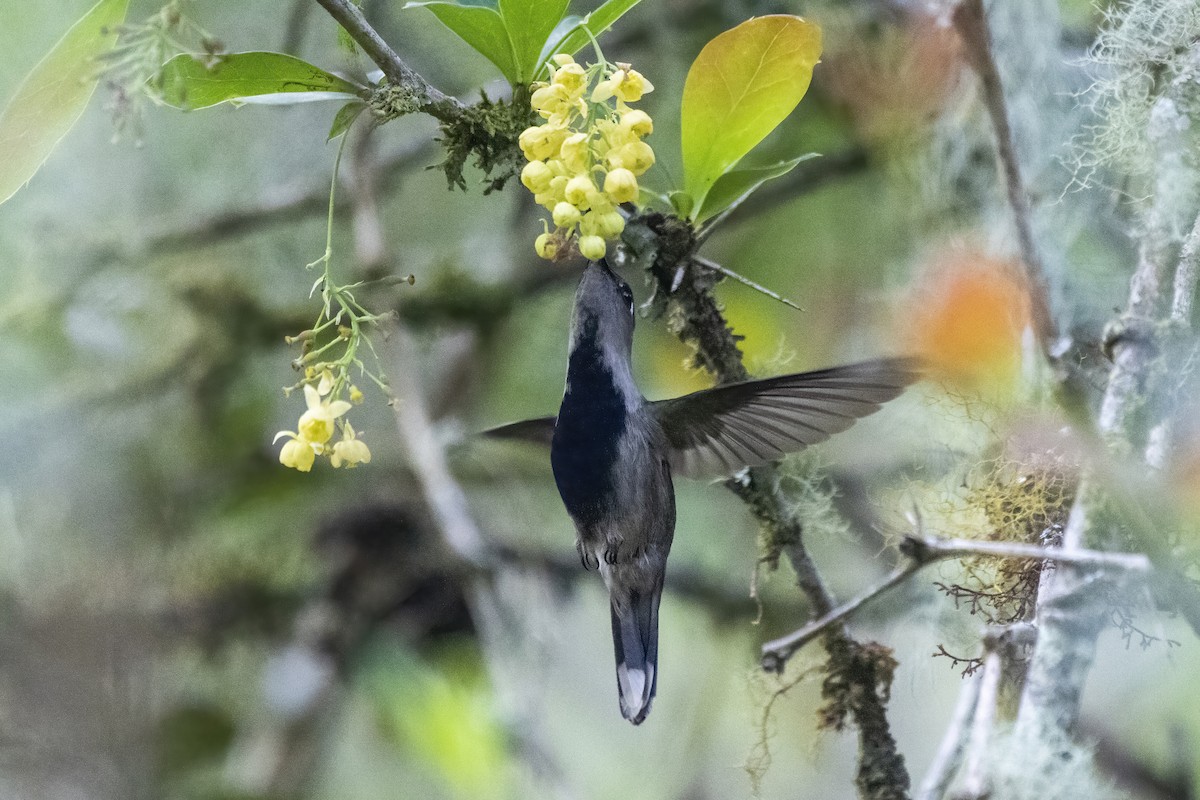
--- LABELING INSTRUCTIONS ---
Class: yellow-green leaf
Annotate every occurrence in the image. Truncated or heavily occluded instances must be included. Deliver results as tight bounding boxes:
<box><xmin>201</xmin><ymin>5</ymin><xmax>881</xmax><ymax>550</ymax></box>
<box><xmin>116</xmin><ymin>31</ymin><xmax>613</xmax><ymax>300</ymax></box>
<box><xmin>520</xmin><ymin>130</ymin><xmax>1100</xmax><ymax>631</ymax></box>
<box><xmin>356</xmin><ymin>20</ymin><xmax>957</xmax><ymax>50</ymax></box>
<box><xmin>0</xmin><ymin>0</ymin><xmax>130</xmax><ymax>205</ymax></box>
<box><xmin>680</xmin><ymin>15</ymin><xmax>822</xmax><ymax>215</ymax></box>
<box><xmin>498</xmin><ymin>0</ymin><xmax>569</xmax><ymax>82</ymax></box>
<box><xmin>542</xmin><ymin>0</ymin><xmax>643</xmax><ymax>67</ymax></box>
<box><xmin>159</xmin><ymin>52</ymin><xmax>363</xmax><ymax>110</ymax></box>
<box><xmin>693</xmin><ymin>152</ymin><xmax>818</xmax><ymax>224</ymax></box>
<box><xmin>405</xmin><ymin>2</ymin><xmax>518</xmax><ymax>85</ymax></box>
<box><xmin>328</xmin><ymin>100</ymin><xmax>366</xmax><ymax>141</ymax></box>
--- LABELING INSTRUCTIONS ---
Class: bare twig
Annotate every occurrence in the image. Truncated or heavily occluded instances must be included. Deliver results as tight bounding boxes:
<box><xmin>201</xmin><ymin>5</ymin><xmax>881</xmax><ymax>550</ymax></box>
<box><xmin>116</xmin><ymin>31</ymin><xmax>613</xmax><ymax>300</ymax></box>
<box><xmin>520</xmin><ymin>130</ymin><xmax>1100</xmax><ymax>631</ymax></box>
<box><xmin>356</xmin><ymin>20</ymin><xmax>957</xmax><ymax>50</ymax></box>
<box><xmin>955</xmin><ymin>647</ymin><xmax>1002</xmax><ymax>800</ymax></box>
<box><xmin>952</xmin><ymin>0</ymin><xmax>1056</xmax><ymax>351</ymax></box>
<box><xmin>693</xmin><ymin>256</ymin><xmax>804</xmax><ymax>311</ymax></box>
<box><xmin>918</xmin><ymin>673</ymin><xmax>982</xmax><ymax>800</ymax></box>
<box><xmin>1171</xmin><ymin>210</ymin><xmax>1200</xmax><ymax>327</ymax></box>
<box><xmin>1147</xmin><ymin>209</ymin><xmax>1200</xmax><ymax>465</ymax></box>
<box><xmin>761</xmin><ymin>561</ymin><xmax>913</xmax><ymax>671</ymax></box>
<box><xmin>760</xmin><ymin>535</ymin><xmax>1148</xmax><ymax>669</ymax></box>
<box><xmin>314</xmin><ymin>0</ymin><xmax>464</xmax><ymax>122</ymax></box>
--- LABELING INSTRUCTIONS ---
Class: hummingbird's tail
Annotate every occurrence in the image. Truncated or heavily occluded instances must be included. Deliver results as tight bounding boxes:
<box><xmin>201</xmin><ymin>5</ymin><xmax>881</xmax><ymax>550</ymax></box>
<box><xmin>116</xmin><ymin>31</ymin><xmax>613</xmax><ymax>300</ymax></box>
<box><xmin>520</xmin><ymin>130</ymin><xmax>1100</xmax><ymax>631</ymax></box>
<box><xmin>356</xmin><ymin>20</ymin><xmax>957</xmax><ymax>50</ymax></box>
<box><xmin>610</xmin><ymin>575</ymin><xmax>663</xmax><ymax>725</ymax></box>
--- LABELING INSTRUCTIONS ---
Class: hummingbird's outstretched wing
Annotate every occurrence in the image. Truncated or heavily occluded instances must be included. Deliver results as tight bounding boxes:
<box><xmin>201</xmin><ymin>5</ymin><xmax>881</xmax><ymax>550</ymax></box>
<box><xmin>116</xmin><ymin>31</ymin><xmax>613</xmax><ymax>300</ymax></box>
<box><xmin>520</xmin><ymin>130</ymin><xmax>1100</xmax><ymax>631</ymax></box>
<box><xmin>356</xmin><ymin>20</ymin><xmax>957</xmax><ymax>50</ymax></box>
<box><xmin>652</xmin><ymin>357</ymin><xmax>921</xmax><ymax>480</ymax></box>
<box><xmin>480</xmin><ymin>416</ymin><xmax>557</xmax><ymax>446</ymax></box>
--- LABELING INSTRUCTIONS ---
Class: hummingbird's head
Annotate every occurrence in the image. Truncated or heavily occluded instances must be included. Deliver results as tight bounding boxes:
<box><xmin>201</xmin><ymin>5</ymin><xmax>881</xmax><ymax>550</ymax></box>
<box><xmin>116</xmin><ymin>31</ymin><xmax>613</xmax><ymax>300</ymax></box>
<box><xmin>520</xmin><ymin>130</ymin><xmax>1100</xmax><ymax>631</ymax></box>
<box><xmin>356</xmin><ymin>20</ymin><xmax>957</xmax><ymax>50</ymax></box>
<box><xmin>569</xmin><ymin>259</ymin><xmax>636</xmax><ymax>359</ymax></box>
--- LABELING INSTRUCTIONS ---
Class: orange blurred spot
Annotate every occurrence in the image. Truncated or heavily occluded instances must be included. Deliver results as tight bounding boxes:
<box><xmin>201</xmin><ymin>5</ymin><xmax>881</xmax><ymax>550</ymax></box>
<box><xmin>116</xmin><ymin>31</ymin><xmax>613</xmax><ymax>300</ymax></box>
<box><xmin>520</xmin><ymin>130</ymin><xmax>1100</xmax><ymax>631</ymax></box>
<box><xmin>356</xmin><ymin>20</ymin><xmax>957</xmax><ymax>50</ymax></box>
<box><xmin>905</xmin><ymin>248</ymin><xmax>1031</xmax><ymax>392</ymax></box>
<box><xmin>1170</xmin><ymin>442</ymin><xmax>1200</xmax><ymax>521</ymax></box>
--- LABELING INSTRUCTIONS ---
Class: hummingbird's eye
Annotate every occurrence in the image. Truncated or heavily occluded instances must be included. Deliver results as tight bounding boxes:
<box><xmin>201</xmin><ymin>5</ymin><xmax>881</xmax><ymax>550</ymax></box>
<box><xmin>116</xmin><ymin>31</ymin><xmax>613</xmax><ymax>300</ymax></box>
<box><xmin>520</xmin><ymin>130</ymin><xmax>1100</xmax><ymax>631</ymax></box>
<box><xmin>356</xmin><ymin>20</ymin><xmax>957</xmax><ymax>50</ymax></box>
<box><xmin>619</xmin><ymin>284</ymin><xmax>634</xmax><ymax>315</ymax></box>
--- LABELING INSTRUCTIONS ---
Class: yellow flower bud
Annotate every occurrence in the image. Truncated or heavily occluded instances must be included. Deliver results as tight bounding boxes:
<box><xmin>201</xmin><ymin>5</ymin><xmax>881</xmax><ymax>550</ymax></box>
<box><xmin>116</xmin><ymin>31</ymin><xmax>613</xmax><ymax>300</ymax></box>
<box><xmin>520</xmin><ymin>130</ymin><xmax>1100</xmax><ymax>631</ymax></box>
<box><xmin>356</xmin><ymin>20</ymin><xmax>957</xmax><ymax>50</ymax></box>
<box><xmin>519</xmin><ymin>125</ymin><xmax>566</xmax><ymax>161</ymax></box>
<box><xmin>279</xmin><ymin>436</ymin><xmax>316</xmax><ymax>472</ymax></box>
<box><xmin>535</xmin><ymin>232</ymin><xmax>561</xmax><ymax>260</ymax></box>
<box><xmin>606</xmin><ymin>141</ymin><xmax>655</xmax><ymax>175</ymax></box>
<box><xmin>552</xmin><ymin>62</ymin><xmax>586</xmax><ymax>91</ymax></box>
<box><xmin>578</xmin><ymin>235</ymin><xmax>607</xmax><ymax>260</ymax></box>
<box><xmin>551</xmin><ymin>53</ymin><xmax>575</xmax><ymax>67</ymax></box>
<box><xmin>559</xmin><ymin>132</ymin><xmax>590</xmax><ymax>173</ymax></box>
<box><xmin>349</xmin><ymin>385</ymin><xmax>364</xmax><ymax>404</ymax></box>
<box><xmin>564</xmin><ymin>175</ymin><xmax>596</xmax><ymax>208</ymax></box>
<box><xmin>535</xmin><ymin>174</ymin><xmax>569</xmax><ymax>209</ymax></box>
<box><xmin>521</xmin><ymin>160</ymin><xmax>554</xmax><ymax>192</ymax></box>
<box><xmin>620</xmin><ymin>109</ymin><xmax>653</xmax><ymax>137</ymax></box>
<box><xmin>552</xmin><ymin>201</ymin><xmax>582</xmax><ymax>228</ymax></box>
<box><xmin>597</xmin><ymin>211</ymin><xmax>626</xmax><ymax>238</ymax></box>
<box><xmin>604</xmin><ymin>168</ymin><xmax>639</xmax><ymax>203</ymax></box>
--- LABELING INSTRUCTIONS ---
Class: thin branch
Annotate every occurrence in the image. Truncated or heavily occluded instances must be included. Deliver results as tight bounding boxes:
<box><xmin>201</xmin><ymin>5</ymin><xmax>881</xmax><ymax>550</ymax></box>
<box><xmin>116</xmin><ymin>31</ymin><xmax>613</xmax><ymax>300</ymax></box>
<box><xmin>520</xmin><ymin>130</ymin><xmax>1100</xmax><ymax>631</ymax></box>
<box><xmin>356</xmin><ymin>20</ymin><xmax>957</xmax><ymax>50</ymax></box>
<box><xmin>693</xmin><ymin>256</ymin><xmax>804</xmax><ymax>311</ymax></box>
<box><xmin>1172</xmin><ymin>210</ymin><xmax>1200</xmax><ymax>326</ymax></box>
<box><xmin>918</xmin><ymin>673</ymin><xmax>982</xmax><ymax>800</ymax></box>
<box><xmin>952</xmin><ymin>0</ymin><xmax>1056</xmax><ymax>352</ymax></box>
<box><xmin>761</xmin><ymin>561</ymin><xmax>914</xmax><ymax>671</ymax></box>
<box><xmin>314</xmin><ymin>0</ymin><xmax>464</xmax><ymax>122</ymax></box>
<box><xmin>955</xmin><ymin>647</ymin><xmax>1002</xmax><ymax>800</ymax></box>
<box><xmin>760</xmin><ymin>535</ymin><xmax>1149</xmax><ymax>669</ymax></box>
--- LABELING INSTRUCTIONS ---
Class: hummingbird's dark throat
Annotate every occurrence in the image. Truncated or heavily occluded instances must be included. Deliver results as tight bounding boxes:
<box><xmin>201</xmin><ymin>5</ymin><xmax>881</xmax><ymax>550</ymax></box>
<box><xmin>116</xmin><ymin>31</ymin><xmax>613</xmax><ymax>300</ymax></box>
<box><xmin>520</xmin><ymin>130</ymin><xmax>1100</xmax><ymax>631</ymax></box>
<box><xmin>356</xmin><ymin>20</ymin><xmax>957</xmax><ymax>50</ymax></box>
<box><xmin>551</xmin><ymin>312</ymin><xmax>627</xmax><ymax>529</ymax></box>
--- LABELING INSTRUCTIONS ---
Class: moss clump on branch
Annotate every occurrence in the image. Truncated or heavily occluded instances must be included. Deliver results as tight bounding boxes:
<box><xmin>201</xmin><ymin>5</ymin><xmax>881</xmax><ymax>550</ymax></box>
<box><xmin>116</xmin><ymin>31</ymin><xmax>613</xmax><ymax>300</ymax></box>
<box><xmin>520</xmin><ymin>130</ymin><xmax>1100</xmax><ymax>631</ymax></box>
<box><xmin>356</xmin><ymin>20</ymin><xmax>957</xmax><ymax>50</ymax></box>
<box><xmin>436</xmin><ymin>87</ymin><xmax>536</xmax><ymax>194</ymax></box>
<box><xmin>370</xmin><ymin>82</ymin><xmax>423</xmax><ymax>121</ymax></box>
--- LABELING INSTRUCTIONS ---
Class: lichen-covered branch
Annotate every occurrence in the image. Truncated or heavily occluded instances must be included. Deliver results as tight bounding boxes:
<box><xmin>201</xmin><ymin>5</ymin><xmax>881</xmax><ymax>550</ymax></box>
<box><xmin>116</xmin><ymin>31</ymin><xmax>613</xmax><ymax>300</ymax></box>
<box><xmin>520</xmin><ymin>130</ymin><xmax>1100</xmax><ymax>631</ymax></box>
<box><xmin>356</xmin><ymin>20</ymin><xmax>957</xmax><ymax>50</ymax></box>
<box><xmin>1014</xmin><ymin>85</ymin><xmax>1200</xmax><ymax>746</ymax></box>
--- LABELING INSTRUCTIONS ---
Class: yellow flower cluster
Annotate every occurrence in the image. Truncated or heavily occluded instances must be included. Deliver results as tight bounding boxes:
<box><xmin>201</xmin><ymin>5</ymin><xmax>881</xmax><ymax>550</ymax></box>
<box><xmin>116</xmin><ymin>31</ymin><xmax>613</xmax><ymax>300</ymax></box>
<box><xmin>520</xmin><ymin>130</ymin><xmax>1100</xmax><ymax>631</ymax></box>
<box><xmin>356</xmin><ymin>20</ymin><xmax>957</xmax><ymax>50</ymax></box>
<box><xmin>274</xmin><ymin>369</ymin><xmax>371</xmax><ymax>472</ymax></box>
<box><xmin>519</xmin><ymin>55</ymin><xmax>655</xmax><ymax>261</ymax></box>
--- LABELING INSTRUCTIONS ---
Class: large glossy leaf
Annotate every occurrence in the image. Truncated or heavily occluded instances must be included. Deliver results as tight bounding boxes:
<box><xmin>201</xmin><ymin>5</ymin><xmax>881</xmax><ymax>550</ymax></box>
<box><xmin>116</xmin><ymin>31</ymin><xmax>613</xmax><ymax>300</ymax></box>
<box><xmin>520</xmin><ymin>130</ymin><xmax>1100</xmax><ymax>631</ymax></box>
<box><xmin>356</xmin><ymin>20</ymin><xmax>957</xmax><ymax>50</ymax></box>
<box><xmin>159</xmin><ymin>52</ymin><xmax>363</xmax><ymax>110</ymax></box>
<box><xmin>693</xmin><ymin>152</ymin><xmax>818</xmax><ymax>224</ymax></box>
<box><xmin>680</xmin><ymin>15</ymin><xmax>822</xmax><ymax>214</ymax></box>
<box><xmin>0</xmin><ymin>0</ymin><xmax>130</xmax><ymax>205</ymax></box>
<box><xmin>499</xmin><ymin>0</ymin><xmax>569</xmax><ymax>82</ymax></box>
<box><xmin>540</xmin><ymin>0</ymin><xmax>642</xmax><ymax>66</ymax></box>
<box><xmin>405</xmin><ymin>2</ymin><xmax>518</xmax><ymax>85</ymax></box>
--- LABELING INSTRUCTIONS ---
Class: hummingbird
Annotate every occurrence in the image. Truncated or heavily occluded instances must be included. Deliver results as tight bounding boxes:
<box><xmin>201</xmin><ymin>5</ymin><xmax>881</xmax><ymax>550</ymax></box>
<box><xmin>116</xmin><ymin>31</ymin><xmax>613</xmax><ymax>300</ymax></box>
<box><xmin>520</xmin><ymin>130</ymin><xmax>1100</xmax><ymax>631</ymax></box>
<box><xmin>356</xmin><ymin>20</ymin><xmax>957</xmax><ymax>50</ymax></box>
<box><xmin>486</xmin><ymin>259</ymin><xmax>918</xmax><ymax>724</ymax></box>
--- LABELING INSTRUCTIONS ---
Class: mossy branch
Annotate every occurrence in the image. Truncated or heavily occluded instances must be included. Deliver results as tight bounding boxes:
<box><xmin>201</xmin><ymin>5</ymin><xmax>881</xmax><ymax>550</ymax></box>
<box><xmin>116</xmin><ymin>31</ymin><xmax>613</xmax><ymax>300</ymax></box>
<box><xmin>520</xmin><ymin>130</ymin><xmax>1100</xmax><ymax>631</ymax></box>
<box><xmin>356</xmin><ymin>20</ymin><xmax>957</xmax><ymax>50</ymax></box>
<box><xmin>624</xmin><ymin>210</ymin><xmax>911</xmax><ymax>800</ymax></box>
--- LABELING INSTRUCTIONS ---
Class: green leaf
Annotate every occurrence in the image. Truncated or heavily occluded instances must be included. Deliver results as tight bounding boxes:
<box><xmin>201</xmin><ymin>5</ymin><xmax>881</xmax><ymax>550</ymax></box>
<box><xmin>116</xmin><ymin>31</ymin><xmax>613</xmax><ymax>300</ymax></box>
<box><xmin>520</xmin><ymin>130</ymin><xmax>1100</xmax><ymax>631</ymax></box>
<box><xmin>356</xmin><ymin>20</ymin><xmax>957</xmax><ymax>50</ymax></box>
<box><xmin>693</xmin><ymin>152</ymin><xmax>818</xmax><ymax>224</ymax></box>
<box><xmin>498</xmin><ymin>0</ymin><xmax>569</xmax><ymax>82</ymax></box>
<box><xmin>405</xmin><ymin>2</ymin><xmax>518</xmax><ymax>85</ymax></box>
<box><xmin>546</xmin><ymin>0</ymin><xmax>643</xmax><ymax>64</ymax></box>
<box><xmin>328</xmin><ymin>100</ymin><xmax>367</xmax><ymax>141</ymax></box>
<box><xmin>668</xmin><ymin>190</ymin><xmax>694</xmax><ymax>219</ymax></box>
<box><xmin>0</xmin><ymin>0</ymin><xmax>130</xmax><ymax>205</ymax></box>
<box><xmin>158</xmin><ymin>52</ymin><xmax>363</xmax><ymax>111</ymax></box>
<box><xmin>680</xmin><ymin>15</ymin><xmax>822</xmax><ymax>215</ymax></box>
